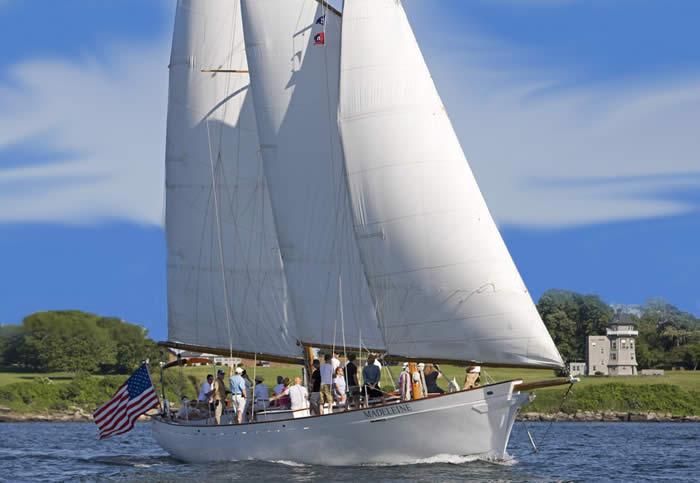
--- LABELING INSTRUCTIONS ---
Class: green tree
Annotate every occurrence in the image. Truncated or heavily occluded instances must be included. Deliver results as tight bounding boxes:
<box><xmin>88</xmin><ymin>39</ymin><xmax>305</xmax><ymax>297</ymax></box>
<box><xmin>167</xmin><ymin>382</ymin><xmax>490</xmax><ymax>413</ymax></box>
<box><xmin>6</xmin><ymin>310</ymin><xmax>162</xmax><ymax>374</ymax></box>
<box><xmin>96</xmin><ymin>317</ymin><xmax>161</xmax><ymax>373</ymax></box>
<box><xmin>0</xmin><ymin>325</ymin><xmax>23</xmax><ymax>366</ymax></box>
<box><xmin>15</xmin><ymin>311</ymin><xmax>116</xmax><ymax>372</ymax></box>
<box><xmin>537</xmin><ymin>289</ymin><xmax>613</xmax><ymax>362</ymax></box>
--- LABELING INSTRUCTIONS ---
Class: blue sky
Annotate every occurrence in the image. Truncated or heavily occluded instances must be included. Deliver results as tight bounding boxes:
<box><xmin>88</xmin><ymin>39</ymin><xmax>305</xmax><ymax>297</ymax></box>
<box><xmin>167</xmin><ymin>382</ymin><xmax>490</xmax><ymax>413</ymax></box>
<box><xmin>1</xmin><ymin>0</ymin><xmax>698</xmax><ymax>340</ymax></box>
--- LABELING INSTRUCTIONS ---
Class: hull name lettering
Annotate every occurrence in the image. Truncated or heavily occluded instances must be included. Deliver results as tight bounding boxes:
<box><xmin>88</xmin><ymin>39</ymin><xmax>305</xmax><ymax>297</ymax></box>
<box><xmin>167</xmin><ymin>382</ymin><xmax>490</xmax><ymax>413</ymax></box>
<box><xmin>363</xmin><ymin>404</ymin><xmax>412</xmax><ymax>419</ymax></box>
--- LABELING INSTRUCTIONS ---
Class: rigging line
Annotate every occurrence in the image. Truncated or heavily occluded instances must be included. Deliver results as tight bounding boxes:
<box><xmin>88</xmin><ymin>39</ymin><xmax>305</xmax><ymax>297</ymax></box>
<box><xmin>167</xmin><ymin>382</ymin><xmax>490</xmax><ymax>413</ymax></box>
<box><xmin>192</xmin><ymin>176</ymin><xmax>215</xmax><ymax>344</ymax></box>
<box><xmin>219</xmin><ymin>3</ymin><xmax>252</xmax><ymax>340</ymax></box>
<box><xmin>340</xmin><ymin>274</ymin><xmax>349</xmax><ymax>395</ymax></box>
<box><xmin>216</xmin><ymin>3</ymin><xmax>267</xmax><ymax>351</ymax></box>
<box><xmin>284</xmin><ymin>1</ymin><xmax>325</xmax><ymax>346</ymax></box>
<box><xmin>333</xmin><ymin>24</ymin><xmax>389</xmax><ymax>352</ymax></box>
<box><xmin>508</xmin><ymin>381</ymin><xmax>575</xmax><ymax>462</ymax></box>
<box><xmin>206</xmin><ymin>119</ymin><xmax>235</xmax><ymax>359</ymax></box>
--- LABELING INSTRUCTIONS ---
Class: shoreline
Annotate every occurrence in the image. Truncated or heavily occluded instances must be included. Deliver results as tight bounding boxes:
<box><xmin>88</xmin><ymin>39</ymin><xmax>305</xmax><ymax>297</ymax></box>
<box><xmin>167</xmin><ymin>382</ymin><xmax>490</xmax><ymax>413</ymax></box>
<box><xmin>1</xmin><ymin>409</ymin><xmax>698</xmax><ymax>423</ymax></box>
<box><xmin>0</xmin><ymin>406</ymin><xmax>156</xmax><ymax>423</ymax></box>
<box><xmin>518</xmin><ymin>411</ymin><xmax>700</xmax><ymax>422</ymax></box>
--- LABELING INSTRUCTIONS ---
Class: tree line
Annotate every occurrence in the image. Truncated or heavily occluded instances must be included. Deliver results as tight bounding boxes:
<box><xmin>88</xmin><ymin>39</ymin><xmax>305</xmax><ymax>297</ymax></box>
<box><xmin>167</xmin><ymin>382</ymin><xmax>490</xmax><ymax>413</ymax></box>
<box><xmin>538</xmin><ymin>289</ymin><xmax>700</xmax><ymax>370</ymax></box>
<box><xmin>1</xmin><ymin>291</ymin><xmax>699</xmax><ymax>374</ymax></box>
<box><xmin>0</xmin><ymin>311</ymin><xmax>161</xmax><ymax>374</ymax></box>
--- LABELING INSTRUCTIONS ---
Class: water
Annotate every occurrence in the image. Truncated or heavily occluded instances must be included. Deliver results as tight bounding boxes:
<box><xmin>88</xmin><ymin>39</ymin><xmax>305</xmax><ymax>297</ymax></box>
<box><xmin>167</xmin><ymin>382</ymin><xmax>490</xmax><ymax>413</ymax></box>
<box><xmin>0</xmin><ymin>422</ymin><xmax>698</xmax><ymax>482</ymax></box>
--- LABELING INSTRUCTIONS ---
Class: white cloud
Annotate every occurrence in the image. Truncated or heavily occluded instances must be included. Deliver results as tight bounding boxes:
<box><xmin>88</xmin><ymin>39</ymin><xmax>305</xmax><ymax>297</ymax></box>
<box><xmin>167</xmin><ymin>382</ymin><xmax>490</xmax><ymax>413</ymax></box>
<box><xmin>0</xmin><ymin>3</ymin><xmax>699</xmax><ymax>228</ymax></box>
<box><xmin>405</xmin><ymin>2</ymin><xmax>700</xmax><ymax>227</ymax></box>
<box><xmin>0</xmin><ymin>42</ymin><xmax>169</xmax><ymax>225</ymax></box>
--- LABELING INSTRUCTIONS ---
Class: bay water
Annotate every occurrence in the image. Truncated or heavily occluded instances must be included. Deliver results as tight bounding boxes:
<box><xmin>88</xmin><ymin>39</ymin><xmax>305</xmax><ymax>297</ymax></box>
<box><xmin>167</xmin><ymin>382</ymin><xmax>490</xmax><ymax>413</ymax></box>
<box><xmin>0</xmin><ymin>422</ymin><xmax>698</xmax><ymax>482</ymax></box>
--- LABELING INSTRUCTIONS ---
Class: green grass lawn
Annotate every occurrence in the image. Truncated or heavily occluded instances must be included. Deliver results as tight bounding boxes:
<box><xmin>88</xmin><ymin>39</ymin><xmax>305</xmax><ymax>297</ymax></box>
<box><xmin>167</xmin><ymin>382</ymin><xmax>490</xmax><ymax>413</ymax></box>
<box><xmin>0</xmin><ymin>367</ymin><xmax>75</xmax><ymax>386</ymax></box>
<box><xmin>2</xmin><ymin>363</ymin><xmax>698</xmax><ymax>391</ymax></box>
<box><xmin>1</xmin><ymin>363</ymin><xmax>698</xmax><ymax>415</ymax></box>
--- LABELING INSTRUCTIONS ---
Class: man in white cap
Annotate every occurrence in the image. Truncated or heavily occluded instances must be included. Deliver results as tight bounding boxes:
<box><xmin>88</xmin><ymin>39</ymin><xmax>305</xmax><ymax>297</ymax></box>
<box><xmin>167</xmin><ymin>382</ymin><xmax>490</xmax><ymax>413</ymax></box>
<box><xmin>398</xmin><ymin>362</ymin><xmax>412</xmax><ymax>401</ymax></box>
<box><xmin>229</xmin><ymin>366</ymin><xmax>247</xmax><ymax>424</ymax></box>
<box><xmin>463</xmin><ymin>365</ymin><xmax>481</xmax><ymax>390</ymax></box>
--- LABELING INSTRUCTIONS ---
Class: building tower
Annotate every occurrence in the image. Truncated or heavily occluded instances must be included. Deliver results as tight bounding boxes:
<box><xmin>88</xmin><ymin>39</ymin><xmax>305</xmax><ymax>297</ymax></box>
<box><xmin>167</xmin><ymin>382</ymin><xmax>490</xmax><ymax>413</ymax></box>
<box><xmin>607</xmin><ymin>312</ymin><xmax>638</xmax><ymax>376</ymax></box>
<box><xmin>586</xmin><ymin>335</ymin><xmax>610</xmax><ymax>375</ymax></box>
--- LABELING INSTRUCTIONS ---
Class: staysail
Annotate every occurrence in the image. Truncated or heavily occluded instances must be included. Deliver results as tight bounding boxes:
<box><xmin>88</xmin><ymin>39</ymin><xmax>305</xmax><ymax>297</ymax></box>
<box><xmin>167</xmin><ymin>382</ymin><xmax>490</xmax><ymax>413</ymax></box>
<box><xmin>338</xmin><ymin>0</ymin><xmax>563</xmax><ymax>367</ymax></box>
<box><xmin>165</xmin><ymin>0</ymin><xmax>302</xmax><ymax>360</ymax></box>
<box><xmin>240</xmin><ymin>0</ymin><xmax>385</xmax><ymax>351</ymax></box>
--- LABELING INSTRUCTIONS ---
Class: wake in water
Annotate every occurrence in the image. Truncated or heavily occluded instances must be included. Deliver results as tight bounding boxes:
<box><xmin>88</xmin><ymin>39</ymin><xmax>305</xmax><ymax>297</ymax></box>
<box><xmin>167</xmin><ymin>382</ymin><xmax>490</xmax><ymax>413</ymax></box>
<box><xmin>269</xmin><ymin>460</ymin><xmax>309</xmax><ymax>467</ymax></box>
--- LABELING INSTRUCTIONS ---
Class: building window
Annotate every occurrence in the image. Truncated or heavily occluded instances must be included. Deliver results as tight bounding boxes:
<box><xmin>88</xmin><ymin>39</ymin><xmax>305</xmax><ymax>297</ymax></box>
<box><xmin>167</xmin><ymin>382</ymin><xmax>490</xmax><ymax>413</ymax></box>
<box><xmin>611</xmin><ymin>353</ymin><xmax>616</xmax><ymax>360</ymax></box>
<box><xmin>612</xmin><ymin>342</ymin><xmax>616</xmax><ymax>349</ymax></box>
<box><xmin>601</xmin><ymin>348</ymin><xmax>604</xmax><ymax>354</ymax></box>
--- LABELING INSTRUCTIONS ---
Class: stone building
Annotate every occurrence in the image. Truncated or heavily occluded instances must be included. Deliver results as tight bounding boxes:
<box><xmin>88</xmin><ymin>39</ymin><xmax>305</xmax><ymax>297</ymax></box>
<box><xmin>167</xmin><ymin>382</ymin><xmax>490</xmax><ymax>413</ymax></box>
<box><xmin>606</xmin><ymin>313</ymin><xmax>638</xmax><ymax>376</ymax></box>
<box><xmin>585</xmin><ymin>312</ymin><xmax>638</xmax><ymax>376</ymax></box>
<box><xmin>586</xmin><ymin>335</ymin><xmax>610</xmax><ymax>375</ymax></box>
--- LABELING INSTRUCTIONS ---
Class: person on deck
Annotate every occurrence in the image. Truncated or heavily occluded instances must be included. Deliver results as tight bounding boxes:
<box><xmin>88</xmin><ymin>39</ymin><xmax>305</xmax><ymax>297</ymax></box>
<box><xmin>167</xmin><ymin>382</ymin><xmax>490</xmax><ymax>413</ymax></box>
<box><xmin>271</xmin><ymin>376</ymin><xmax>310</xmax><ymax>418</ymax></box>
<box><xmin>211</xmin><ymin>369</ymin><xmax>228</xmax><ymax>425</ymax></box>
<box><xmin>331</xmin><ymin>352</ymin><xmax>341</xmax><ymax>371</ymax></box>
<box><xmin>398</xmin><ymin>362</ymin><xmax>412</xmax><ymax>401</ymax></box>
<box><xmin>198</xmin><ymin>374</ymin><xmax>214</xmax><ymax>414</ymax></box>
<box><xmin>463</xmin><ymin>366</ymin><xmax>481</xmax><ymax>390</ymax></box>
<box><xmin>424</xmin><ymin>364</ymin><xmax>444</xmax><ymax>394</ymax></box>
<box><xmin>177</xmin><ymin>396</ymin><xmax>192</xmax><ymax>420</ymax></box>
<box><xmin>309</xmin><ymin>359</ymin><xmax>321</xmax><ymax>415</ymax></box>
<box><xmin>277</xmin><ymin>377</ymin><xmax>291</xmax><ymax>409</ymax></box>
<box><xmin>253</xmin><ymin>375</ymin><xmax>269</xmax><ymax>412</ymax></box>
<box><xmin>273</xmin><ymin>376</ymin><xmax>285</xmax><ymax>396</ymax></box>
<box><xmin>320</xmin><ymin>353</ymin><xmax>334</xmax><ymax>414</ymax></box>
<box><xmin>345</xmin><ymin>353</ymin><xmax>360</xmax><ymax>408</ymax></box>
<box><xmin>333</xmin><ymin>366</ymin><xmax>347</xmax><ymax>407</ymax></box>
<box><xmin>229</xmin><ymin>367</ymin><xmax>247</xmax><ymax>424</ymax></box>
<box><xmin>417</xmin><ymin>362</ymin><xmax>427</xmax><ymax>397</ymax></box>
<box><xmin>362</xmin><ymin>354</ymin><xmax>383</xmax><ymax>401</ymax></box>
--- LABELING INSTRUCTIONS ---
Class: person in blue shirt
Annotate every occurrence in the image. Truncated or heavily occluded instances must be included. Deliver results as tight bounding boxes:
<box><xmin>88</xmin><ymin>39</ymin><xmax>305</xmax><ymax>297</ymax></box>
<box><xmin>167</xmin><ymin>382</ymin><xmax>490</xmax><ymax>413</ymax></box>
<box><xmin>362</xmin><ymin>354</ymin><xmax>383</xmax><ymax>401</ymax></box>
<box><xmin>229</xmin><ymin>366</ymin><xmax>247</xmax><ymax>424</ymax></box>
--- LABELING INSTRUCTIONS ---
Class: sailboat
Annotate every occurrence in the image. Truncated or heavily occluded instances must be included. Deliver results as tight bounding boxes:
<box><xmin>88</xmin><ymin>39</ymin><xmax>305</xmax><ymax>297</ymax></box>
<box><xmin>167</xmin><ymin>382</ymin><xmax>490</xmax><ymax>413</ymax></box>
<box><xmin>153</xmin><ymin>0</ymin><xmax>568</xmax><ymax>465</ymax></box>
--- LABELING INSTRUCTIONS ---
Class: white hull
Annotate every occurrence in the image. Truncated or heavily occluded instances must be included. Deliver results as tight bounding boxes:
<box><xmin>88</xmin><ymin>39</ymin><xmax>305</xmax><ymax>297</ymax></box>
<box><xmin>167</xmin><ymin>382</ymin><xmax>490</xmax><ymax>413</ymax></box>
<box><xmin>152</xmin><ymin>380</ymin><xmax>529</xmax><ymax>465</ymax></box>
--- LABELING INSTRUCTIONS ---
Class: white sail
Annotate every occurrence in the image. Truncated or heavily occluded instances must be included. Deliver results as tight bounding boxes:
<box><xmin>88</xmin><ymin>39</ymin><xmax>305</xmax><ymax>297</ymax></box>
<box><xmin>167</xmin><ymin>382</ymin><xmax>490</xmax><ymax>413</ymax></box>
<box><xmin>240</xmin><ymin>0</ymin><xmax>385</xmax><ymax>351</ymax></box>
<box><xmin>165</xmin><ymin>0</ymin><xmax>301</xmax><ymax>359</ymax></box>
<box><xmin>338</xmin><ymin>0</ymin><xmax>563</xmax><ymax>367</ymax></box>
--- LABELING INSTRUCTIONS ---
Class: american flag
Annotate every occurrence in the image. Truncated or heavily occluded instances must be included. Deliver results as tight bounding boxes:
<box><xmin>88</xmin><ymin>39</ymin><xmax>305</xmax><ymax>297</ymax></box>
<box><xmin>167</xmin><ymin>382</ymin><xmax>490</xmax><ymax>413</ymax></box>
<box><xmin>93</xmin><ymin>363</ymin><xmax>160</xmax><ymax>439</ymax></box>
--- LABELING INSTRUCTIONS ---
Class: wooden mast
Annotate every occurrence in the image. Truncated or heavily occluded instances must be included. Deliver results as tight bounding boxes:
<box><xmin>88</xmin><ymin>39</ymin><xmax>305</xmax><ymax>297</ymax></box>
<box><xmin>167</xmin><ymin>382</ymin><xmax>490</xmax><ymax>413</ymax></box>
<box><xmin>304</xmin><ymin>345</ymin><xmax>316</xmax><ymax>387</ymax></box>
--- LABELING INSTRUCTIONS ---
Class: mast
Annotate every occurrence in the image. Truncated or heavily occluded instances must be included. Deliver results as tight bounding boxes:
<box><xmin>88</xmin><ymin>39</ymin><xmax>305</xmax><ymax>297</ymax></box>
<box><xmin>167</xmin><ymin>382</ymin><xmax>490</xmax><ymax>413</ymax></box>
<box><xmin>239</xmin><ymin>0</ymin><xmax>385</xmax><ymax>352</ymax></box>
<box><xmin>164</xmin><ymin>0</ymin><xmax>303</xmax><ymax>362</ymax></box>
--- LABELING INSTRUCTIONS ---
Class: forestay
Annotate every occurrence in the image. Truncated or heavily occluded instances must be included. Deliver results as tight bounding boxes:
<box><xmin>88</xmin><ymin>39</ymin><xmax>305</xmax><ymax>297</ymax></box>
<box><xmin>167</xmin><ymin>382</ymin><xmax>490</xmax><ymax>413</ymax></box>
<box><xmin>165</xmin><ymin>0</ymin><xmax>302</xmax><ymax>359</ymax></box>
<box><xmin>338</xmin><ymin>0</ymin><xmax>563</xmax><ymax>367</ymax></box>
<box><xmin>240</xmin><ymin>0</ymin><xmax>385</xmax><ymax>351</ymax></box>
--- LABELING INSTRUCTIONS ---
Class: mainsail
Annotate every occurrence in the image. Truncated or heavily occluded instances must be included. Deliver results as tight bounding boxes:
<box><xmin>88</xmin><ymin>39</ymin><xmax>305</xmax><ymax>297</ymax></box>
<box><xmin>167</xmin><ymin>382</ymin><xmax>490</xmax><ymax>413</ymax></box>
<box><xmin>338</xmin><ymin>0</ymin><xmax>563</xmax><ymax>367</ymax></box>
<box><xmin>165</xmin><ymin>0</ymin><xmax>302</xmax><ymax>360</ymax></box>
<box><xmin>240</xmin><ymin>0</ymin><xmax>385</xmax><ymax>351</ymax></box>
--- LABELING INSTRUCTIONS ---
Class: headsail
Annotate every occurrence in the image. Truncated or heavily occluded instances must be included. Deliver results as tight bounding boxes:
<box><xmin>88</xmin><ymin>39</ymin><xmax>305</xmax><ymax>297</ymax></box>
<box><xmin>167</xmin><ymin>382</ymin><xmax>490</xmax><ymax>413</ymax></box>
<box><xmin>165</xmin><ymin>0</ymin><xmax>302</xmax><ymax>360</ymax></box>
<box><xmin>338</xmin><ymin>0</ymin><xmax>563</xmax><ymax>368</ymax></box>
<box><xmin>240</xmin><ymin>0</ymin><xmax>385</xmax><ymax>351</ymax></box>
